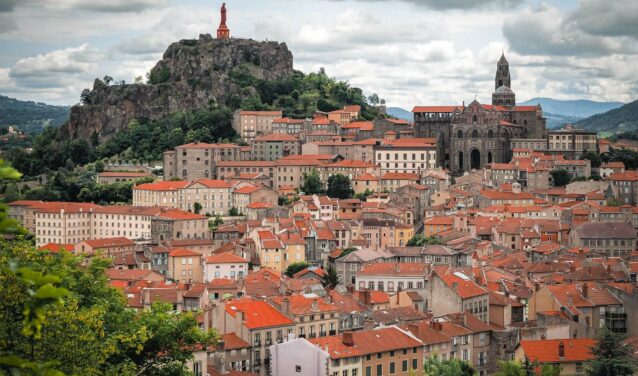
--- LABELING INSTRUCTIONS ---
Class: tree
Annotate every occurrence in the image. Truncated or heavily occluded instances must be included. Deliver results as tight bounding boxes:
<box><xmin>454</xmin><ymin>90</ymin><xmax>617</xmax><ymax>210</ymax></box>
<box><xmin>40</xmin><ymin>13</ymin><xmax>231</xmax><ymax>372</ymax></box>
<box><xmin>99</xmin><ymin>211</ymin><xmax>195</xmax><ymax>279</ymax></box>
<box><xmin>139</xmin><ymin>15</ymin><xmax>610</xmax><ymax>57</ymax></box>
<box><xmin>495</xmin><ymin>360</ymin><xmax>559</xmax><ymax>376</ymax></box>
<box><xmin>284</xmin><ymin>262</ymin><xmax>310</xmax><ymax>278</ymax></box>
<box><xmin>94</xmin><ymin>160</ymin><xmax>105</xmax><ymax>173</ymax></box>
<box><xmin>103</xmin><ymin>75</ymin><xmax>113</xmax><ymax>85</ymax></box>
<box><xmin>300</xmin><ymin>169</ymin><xmax>324</xmax><ymax>195</ymax></box>
<box><xmin>423</xmin><ymin>355</ymin><xmax>474</xmax><ymax>376</ymax></box>
<box><xmin>321</xmin><ymin>266</ymin><xmax>339</xmax><ymax>289</ymax></box>
<box><xmin>583</xmin><ymin>151</ymin><xmax>602</xmax><ymax>168</ymax></box>
<box><xmin>550</xmin><ymin>169</ymin><xmax>571</xmax><ymax>187</ymax></box>
<box><xmin>80</xmin><ymin>88</ymin><xmax>92</xmax><ymax>105</ymax></box>
<box><xmin>407</xmin><ymin>234</ymin><xmax>442</xmax><ymax>247</ymax></box>
<box><xmin>354</xmin><ymin>189</ymin><xmax>374</xmax><ymax>201</ymax></box>
<box><xmin>193</xmin><ymin>202</ymin><xmax>202</xmax><ymax>214</ymax></box>
<box><xmin>209</xmin><ymin>214</ymin><xmax>224</xmax><ymax>231</ymax></box>
<box><xmin>228</xmin><ymin>207</ymin><xmax>239</xmax><ymax>216</ymax></box>
<box><xmin>326</xmin><ymin>174</ymin><xmax>354</xmax><ymax>199</ymax></box>
<box><xmin>585</xmin><ymin>329</ymin><xmax>638</xmax><ymax>376</ymax></box>
<box><xmin>368</xmin><ymin>93</ymin><xmax>380</xmax><ymax>106</ymax></box>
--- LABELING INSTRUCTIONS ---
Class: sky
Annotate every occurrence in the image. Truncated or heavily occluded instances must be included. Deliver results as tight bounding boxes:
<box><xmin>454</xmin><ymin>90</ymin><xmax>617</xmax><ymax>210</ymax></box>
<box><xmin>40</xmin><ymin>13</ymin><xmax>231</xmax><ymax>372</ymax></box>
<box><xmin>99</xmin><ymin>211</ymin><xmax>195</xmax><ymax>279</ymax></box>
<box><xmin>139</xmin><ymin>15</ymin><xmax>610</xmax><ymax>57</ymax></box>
<box><xmin>0</xmin><ymin>0</ymin><xmax>636</xmax><ymax>109</ymax></box>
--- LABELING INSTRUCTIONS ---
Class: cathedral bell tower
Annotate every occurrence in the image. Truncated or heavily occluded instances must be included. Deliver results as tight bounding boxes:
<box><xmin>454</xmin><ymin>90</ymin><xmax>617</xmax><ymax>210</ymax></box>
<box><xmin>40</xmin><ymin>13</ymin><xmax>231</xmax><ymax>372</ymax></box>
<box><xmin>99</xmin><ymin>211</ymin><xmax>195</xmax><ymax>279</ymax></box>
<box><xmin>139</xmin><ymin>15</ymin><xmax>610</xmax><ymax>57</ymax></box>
<box><xmin>216</xmin><ymin>3</ymin><xmax>230</xmax><ymax>39</ymax></box>
<box><xmin>492</xmin><ymin>52</ymin><xmax>515</xmax><ymax>107</ymax></box>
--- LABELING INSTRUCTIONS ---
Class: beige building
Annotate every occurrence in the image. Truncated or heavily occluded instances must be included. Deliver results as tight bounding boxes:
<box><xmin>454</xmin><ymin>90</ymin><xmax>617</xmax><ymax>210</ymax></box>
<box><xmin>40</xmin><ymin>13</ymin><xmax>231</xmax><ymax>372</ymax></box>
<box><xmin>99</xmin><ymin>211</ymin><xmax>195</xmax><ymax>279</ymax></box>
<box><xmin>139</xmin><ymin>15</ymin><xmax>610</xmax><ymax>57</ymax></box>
<box><xmin>74</xmin><ymin>237</ymin><xmax>136</xmax><ymax>256</ymax></box>
<box><xmin>250</xmin><ymin>133</ymin><xmax>301</xmax><ymax>161</ymax></box>
<box><xmin>375</xmin><ymin>138</ymin><xmax>438</xmax><ymax>173</ymax></box>
<box><xmin>168</xmin><ymin>248</ymin><xmax>204</xmax><ymax>283</ymax></box>
<box><xmin>216</xmin><ymin>161</ymin><xmax>277</xmax><ymax>188</ymax></box>
<box><xmin>23</xmin><ymin>201</ymin><xmax>209</xmax><ymax>247</ymax></box>
<box><xmin>215</xmin><ymin>298</ymin><xmax>296</xmax><ymax>375</ymax></box>
<box><xmin>233</xmin><ymin>110</ymin><xmax>283</xmax><ymax>143</ymax></box>
<box><xmin>271</xmin><ymin>295</ymin><xmax>339</xmax><ymax>339</ymax></box>
<box><xmin>133</xmin><ymin>179</ymin><xmax>234</xmax><ymax>216</ymax></box>
<box><xmin>547</xmin><ymin>127</ymin><xmax>597</xmax><ymax>159</ymax></box>
<box><xmin>163</xmin><ymin>142</ymin><xmax>242</xmax><ymax>180</ymax></box>
<box><xmin>515</xmin><ymin>339</ymin><xmax>595</xmax><ymax>375</ymax></box>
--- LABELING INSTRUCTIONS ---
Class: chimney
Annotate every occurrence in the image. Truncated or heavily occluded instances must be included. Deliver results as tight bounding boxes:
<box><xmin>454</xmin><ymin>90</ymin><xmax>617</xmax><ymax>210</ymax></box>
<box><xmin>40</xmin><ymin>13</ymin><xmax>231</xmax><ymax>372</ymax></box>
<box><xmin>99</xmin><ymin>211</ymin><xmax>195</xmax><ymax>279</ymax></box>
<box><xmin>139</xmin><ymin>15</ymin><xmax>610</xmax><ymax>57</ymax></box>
<box><xmin>534</xmin><ymin>282</ymin><xmax>540</xmax><ymax>292</ymax></box>
<box><xmin>364</xmin><ymin>290</ymin><xmax>372</xmax><ymax>306</ymax></box>
<box><xmin>312</xmin><ymin>298</ymin><xmax>319</xmax><ymax>312</ymax></box>
<box><xmin>582</xmin><ymin>283</ymin><xmax>588</xmax><ymax>299</ymax></box>
<box><xmin>281</xmin><ymin>297</ymin><xmax>289</xmax><ymax>314</ymax></box>
<box><xmin>396</xmin><ymin>291</ymin><xmax>400</xmax><ymax>305</ymax></box>
<box><xmin>558</xmin><ymin>341</ymin><xmax>565</xmax><ymax>359</ymax></box>
<box><xmin>475</xmin><ymin>276</ymin><xmax>481</xmax><ymax>285</ymax></box>
<box><xmin>407</xmin><ymin>323</ymin><xmax>419</xmax><ymax>335</ymax></box>
<box><xmin>342</xmin><ymin>331</ymin><xmax>354</xmax><ymax>347</ymax></box>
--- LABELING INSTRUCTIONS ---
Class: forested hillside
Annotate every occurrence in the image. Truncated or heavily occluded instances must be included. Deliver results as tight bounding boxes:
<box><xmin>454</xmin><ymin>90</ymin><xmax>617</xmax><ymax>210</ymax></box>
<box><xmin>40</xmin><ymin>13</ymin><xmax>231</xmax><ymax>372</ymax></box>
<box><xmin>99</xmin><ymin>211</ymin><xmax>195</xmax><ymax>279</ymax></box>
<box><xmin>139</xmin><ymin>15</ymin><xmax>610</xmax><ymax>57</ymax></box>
<box><xmin>0</xmin><ymin>94</ymin><xmax>69</xmax><ymax>133</ymax></box>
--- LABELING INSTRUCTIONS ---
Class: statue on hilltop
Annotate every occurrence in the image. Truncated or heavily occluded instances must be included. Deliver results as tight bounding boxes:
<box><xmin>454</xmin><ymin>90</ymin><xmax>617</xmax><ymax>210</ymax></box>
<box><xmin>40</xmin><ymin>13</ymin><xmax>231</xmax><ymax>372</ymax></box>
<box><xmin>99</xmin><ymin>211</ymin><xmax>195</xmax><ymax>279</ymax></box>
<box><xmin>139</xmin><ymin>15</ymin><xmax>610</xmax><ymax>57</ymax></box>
<box><xmin>216</xmin><ymin>2</ymin><xmax>230</xmax><ymax>39</ymax></box>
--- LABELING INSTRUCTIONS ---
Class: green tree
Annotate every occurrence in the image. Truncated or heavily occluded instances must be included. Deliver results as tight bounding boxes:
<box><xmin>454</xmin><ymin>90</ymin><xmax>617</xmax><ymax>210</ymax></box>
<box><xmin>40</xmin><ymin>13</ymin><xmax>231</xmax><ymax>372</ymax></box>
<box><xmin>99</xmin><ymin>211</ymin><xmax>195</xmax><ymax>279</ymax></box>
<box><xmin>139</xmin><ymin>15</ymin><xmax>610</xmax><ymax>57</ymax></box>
<box><xmin>284</xmin><ymin>261</ymin><xmax>310</xmax><ymax>278</ymax></box>
<box><xmin>321</xmin><ymin>266</ymin><xmax>340</xmax><ymax>289</ymax></box>
<box><xmin>228</xmin><ymin>207</ymin><xmax>239</xmax><ymax>216</ymax></box>
<box><xmin>585</xmin><ymin>329</ymin><xmax>638</xmax><ymax>376</ymax></box>
<box><xmin>354</xmin><ymin>189</ymin><xmax>374</xmax><ymax>201</ymax></box>
<box><xmin>326</xmin><ymin>174</ymin><xmax>354</xmax><ymax>199</ymax></box>
<box><xmin>94</xmin><ymin>160</ymin><xmax>105</xmax><ymax>173</ymax></box>
<box><xmin>550</xmin><ymin>169</ymin><xmax>572</xmax><ymax>187</ymax></box>
<box><xmin>407</xmin><ymin>234</ymin><xmax>442</xmax><ymax>247</ymax></box>
<box><xmin>193</xmin><ymin>202</ymin><xmax>202</xmax><ymax>214</ymax></box>
<box><xmin>300</xmin><ymin>169</ymin><xmax>324</xmax><ymax>195</ymax></box>
<box><xmin>423</xmin><ymin>355</ymin><xmax>475</xmax><ymax>376</ymax></box>
<box><xmin>209</xmin><ymin>214</ymin><xmax>224</xmax><ymax>231</ymax></box>
<box><xmin>495</xmin><ymin>360</ymin><xmax>525</xmax><ymax>376</ymax></box>
<box><xmin>582</xmin><ymin>151</ymin><xmax>602</xmax><ymax>168</ymax></box>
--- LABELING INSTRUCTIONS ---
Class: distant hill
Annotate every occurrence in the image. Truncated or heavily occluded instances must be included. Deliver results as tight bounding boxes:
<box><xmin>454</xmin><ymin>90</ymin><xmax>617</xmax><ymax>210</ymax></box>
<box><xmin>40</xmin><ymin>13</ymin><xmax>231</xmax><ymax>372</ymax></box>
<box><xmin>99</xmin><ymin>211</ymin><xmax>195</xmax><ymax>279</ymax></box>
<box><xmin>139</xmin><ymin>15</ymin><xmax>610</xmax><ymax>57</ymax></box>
<box><xmin>519</xmin><ymin>97</ymin><xmax>624</xmax><ymax>129</ymax></box>
<box><xmin>520</xmin><ymin>97</ymin><xmax>624</xmax><ymax>118</ymax></box>
<box><xmin>0</xmin><ymin>95</ymin><xmax>69</xmax><ymax>133</ymax></box>
<box><xmin>386</xmin><ymin>107</ymin><xmax>413</xmax><ymax>121</ymax></box>
<box><xmin>574</xmin><ymin>99</ymin><xmax>638</xmax><ymax>133</ymax></box>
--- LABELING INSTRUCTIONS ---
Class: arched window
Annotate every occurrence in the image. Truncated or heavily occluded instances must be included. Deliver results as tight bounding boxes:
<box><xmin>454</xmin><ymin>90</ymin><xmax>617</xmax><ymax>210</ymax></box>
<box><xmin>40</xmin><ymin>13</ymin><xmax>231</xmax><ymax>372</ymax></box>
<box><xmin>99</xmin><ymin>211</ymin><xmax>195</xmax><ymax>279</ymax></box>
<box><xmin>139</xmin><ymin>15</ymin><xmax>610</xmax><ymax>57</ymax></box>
<box><xmin>472</xmin><ymin>115</ymin><xmax>478</xmax><ymax>123</ymax></box>
<box><xmin>457</xmin><ymin>130</ymin><xmax>463</xmax><ymax>138</ymax></box>
<box><xmin>471</xmin><ymin>129</ymin><xmax>479</xmax><ymax>138</ymax></box>
<box><xmin>524</xmin><ymin>120</ymin><xmax>528</xmax><ymax>125</ymax></box>
<box><xmin>488</xmin><ymin>129</ymin><xmax>494</xmax><ymax>138</ymax></box>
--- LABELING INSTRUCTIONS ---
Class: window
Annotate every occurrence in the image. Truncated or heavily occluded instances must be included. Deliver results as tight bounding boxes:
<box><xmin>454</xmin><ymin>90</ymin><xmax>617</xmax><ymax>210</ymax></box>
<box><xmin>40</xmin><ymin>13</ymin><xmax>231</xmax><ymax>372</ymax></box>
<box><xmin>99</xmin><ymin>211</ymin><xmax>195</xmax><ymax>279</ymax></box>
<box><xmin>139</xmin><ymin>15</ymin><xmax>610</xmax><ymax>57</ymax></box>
<box><xmin>365</xmin><ymin>366</ymin><xmax>371</xmax><ymax>376</ymax></box>
<box><xmin>295</xmin><ymin>365</ymin><xmax>302</xmax><ymax>372</ymax></box>
<box><xmin>412</xmin><ymin>359</ymin><xmax>418</xmax><ymax>370</ymax></box>
<box><xmin>402</xmin><ymin>360</ymin><xmax>408</xmax><ymax>372</ymax></box>
<box><xmin>376</xmin><ymin>365</ymin><xmax>383</xmax><ymax>376</ymax></box>
<box><xmin>389</xmin><ymin>362</ymin><xmax>395</xmax><ymax>374</ymax></box>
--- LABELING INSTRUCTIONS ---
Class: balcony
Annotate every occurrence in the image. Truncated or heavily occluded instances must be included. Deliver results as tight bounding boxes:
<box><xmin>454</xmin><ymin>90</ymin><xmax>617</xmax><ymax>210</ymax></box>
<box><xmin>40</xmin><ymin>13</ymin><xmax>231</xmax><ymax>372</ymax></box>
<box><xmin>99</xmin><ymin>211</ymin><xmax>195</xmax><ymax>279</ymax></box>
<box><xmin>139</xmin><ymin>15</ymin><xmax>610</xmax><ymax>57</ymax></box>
<box><xmin>265</xmin><ymin>339</ymin><xmax>272</xmax><ymax>346</ymax></box>
<box><xmin>319</xmin><ymin>332</ymin><xmax>327</xmax><ymax>337</ymax></box>
<box><xmin>605</xmin><ymin>312</ymin><xmax>627</xmax><ymax>319</ymax></box>
<box><xmin>254</xmin><ymin>359</ymin><xmax>261</xmax><ymax>367</ymax></box>
<box><xmin>276</xmin><ymin>337</ymin><xmax>284</xmax><ymax>344</ymax></box>
<box><xmin>253</xmin><ymin>339</ymin><xmax>261</xmax><ymax>346</ymax></box>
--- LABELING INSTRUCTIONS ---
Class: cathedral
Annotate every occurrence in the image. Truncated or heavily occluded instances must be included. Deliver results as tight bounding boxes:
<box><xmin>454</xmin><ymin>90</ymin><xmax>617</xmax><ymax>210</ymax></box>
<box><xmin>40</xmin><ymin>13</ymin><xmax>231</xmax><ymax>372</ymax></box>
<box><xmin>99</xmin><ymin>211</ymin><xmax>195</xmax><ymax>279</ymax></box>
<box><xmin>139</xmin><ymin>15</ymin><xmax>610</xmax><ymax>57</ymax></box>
<box><xmin>413</xmin><ymin>53</ymin><xmax>546</xmax><ymax>174</ymax></box>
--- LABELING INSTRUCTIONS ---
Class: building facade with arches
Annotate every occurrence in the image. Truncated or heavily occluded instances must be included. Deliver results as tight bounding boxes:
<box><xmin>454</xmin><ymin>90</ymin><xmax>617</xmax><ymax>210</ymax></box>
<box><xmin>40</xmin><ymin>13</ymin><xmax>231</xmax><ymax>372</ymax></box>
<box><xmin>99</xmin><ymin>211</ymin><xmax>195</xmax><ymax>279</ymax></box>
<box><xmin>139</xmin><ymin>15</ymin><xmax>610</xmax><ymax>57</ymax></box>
<box><xmin>413</xmin><ymin>53</ymin><xmax>546</xmax><ymax>174</ymax></box>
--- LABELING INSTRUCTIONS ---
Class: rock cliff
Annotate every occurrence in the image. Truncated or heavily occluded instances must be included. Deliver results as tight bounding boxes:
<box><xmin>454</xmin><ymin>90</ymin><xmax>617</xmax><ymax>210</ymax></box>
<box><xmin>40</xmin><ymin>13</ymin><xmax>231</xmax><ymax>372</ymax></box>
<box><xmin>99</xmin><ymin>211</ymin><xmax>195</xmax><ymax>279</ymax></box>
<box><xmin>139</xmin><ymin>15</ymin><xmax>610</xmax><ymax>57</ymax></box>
<box><xmin>63</xmin><ymin>34</ymin><xmax>294</xmax><ymax>141</ymax></box>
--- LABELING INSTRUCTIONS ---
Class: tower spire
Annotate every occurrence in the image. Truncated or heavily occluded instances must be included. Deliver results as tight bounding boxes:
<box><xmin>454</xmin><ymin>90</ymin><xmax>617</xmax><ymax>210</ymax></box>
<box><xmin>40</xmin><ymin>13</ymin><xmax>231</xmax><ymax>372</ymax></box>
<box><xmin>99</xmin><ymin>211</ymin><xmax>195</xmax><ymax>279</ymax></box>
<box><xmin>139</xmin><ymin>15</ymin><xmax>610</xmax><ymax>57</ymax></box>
<box><xmin>216</xmin><ymin>2</ymin><xmax>229</xmax><ymax>39</ymax></box>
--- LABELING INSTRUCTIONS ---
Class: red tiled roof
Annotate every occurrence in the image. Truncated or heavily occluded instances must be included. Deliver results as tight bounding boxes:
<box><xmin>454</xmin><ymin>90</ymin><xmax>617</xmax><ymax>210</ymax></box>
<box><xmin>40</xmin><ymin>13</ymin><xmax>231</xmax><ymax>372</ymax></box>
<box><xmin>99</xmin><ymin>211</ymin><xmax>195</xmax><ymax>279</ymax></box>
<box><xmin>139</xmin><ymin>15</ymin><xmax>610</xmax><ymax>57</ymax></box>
<box><xmin>206</xmin><ymin>253</ymin><xmax>248</xmax><ymax>264</ymax></box>
<box><xmin>436</xmin><ymin>270</ymin><xmax>488</xmax><ymax>299</ymax></box>
<box><xmin>82</xmin><ymin>237</ymin><xmax>135</xmax><ymax>248</ymax></box>
<box><xmin>134</xmin><ymin>180</ymin><xmax>190</xmax><ymax>191</ymax></box>
<box><xmin>519</xmin><ymin>339</ymin><xmax>595</xmax><ymax>363</ymax></box>
<box><xmin>272</xmin><ymin>295</ymin><xmax>337</xmax><ymax>315</ymax></box>
<box><xmin>380</xmin><ymin>172</ymin><xmax>419</xmax><ymax>180</ymax></box>
<box><xmin>38</xmin><ymin>243</ymin><xmax>74</xmax><ymax>252</ymax></box>
<box><xmin>157</xmin><ymin>208</ymin><xmax>206</xmax><ymax>220</ymax></box>
<box><xmin>309</xmin><ymin>327</ymin><xmax>422</xmax><ymax>359</ymax></box>
<box><xmin>99</xmin><ymin>172</ymin><xmax>150</xmax><ymax>177</ymax></box>
<box><xmin>169</xmin><ymin>248</ymin><xmax>201</xmax><ymax>257</ymax></box>
<box><xmin>357</xmin><ymin>262</ymin><xmax>429</xmax><ymax>277</ymax></box>
<box><xmin>225</xmin><ymin>298</ymin><xmax>294</xmax><ymax>329</ymax></box>
<box><xmin>221</xmin><ymin>333</ymin><xmax>250</xmax><ymax>350</ymax></box>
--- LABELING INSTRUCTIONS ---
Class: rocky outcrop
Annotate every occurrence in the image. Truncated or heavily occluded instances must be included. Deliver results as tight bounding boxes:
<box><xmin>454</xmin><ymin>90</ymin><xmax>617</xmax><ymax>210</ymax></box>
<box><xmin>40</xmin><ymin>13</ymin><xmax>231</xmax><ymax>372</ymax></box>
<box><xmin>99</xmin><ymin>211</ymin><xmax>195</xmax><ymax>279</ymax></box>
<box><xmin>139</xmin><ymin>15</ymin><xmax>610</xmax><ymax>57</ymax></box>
<box><xmin>63</xmin><ymin>34</ymin><xmax>294</xmax><ymax>141</ymax></box>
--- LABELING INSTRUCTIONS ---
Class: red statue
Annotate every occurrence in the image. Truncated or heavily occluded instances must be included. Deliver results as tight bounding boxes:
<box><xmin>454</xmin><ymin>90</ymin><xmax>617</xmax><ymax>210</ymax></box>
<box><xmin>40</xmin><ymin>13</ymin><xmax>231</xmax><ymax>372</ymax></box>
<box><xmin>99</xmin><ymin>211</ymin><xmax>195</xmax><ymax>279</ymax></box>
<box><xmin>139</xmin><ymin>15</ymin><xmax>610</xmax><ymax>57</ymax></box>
<box><xmin>216</xmin><ymin>2</ymin><xmax>229</xmax><ymax>39</ymax></box>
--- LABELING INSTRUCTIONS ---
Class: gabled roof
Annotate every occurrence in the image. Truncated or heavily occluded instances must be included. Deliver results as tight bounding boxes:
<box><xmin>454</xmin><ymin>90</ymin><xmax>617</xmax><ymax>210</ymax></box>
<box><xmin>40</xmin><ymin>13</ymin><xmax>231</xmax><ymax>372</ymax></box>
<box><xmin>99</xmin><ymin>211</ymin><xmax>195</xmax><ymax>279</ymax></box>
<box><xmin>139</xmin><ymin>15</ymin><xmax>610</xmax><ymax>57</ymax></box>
<box><xmin>82</xmin><ymin>237</ymin><xmax>135</xmax><ymax>248</ymax></box>
<box><xmin>169</xmin><ymin>248</ymin><xmax>201</xmax><ymax>257</ymax></box>
<box><xmin>519</xmin><ymin>339</ymin><xmax>596</xmax><ymax>363</ymax></box>
<box><xmin>436</xmin><ymin>269</ymin><xmax>488</xmax><ymax>299</ymax></box>
<box><xmin>206</xmin><ymin>253</ymin><xmax>248</xmax><ymax>264</ymax></box>
<box><xmin>38</xmin><ymin>243</ymin><xmax>74</xmax><ymax>252</ymax></box>
<box><xmin>225</xmin><ymin>298</ymin><xmax>294</xmax><ymax>329</ymax></box>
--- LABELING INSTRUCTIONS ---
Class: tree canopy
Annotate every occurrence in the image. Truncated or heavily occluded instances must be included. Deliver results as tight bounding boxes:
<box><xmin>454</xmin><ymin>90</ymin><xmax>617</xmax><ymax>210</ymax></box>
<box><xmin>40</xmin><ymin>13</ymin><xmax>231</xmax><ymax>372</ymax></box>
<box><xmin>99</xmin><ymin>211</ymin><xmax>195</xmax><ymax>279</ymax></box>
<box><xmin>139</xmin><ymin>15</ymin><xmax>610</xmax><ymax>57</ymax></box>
<box><xmin>284</xmin><ymin>261</ymin><xmax>310</xmax><ymax>278</ymax></box>
<box><xmin>326</xmin><ymin>174</ymin><xmax>353</xmax><ymax>199</ymax></box>
<box><xmin>300</xmin><ymin>169</ymin><xmax>324</xmax><ymax>195</ymax></box>
<box><xmin>550</xmin><ymin>169</ymin><xmax>572</xmax><ymax>187</ymax></box>
<box><xmin>585</xmin><ymin>330</ymin><xmax>638</xmax><ymax>376</ymax></box>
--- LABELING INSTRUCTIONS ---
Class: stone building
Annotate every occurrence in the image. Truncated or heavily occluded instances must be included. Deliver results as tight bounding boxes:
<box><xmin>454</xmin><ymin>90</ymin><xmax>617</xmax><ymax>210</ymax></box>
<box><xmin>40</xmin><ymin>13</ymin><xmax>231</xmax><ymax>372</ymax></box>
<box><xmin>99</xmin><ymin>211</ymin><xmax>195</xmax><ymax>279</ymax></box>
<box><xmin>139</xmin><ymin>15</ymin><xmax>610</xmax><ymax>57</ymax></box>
<box><xmin>413</xmin><ymin>53</ymin><xmax>546</xmax><ymax>173</ymax></box>
<box><xmin>163</xmin><ymin>142</ymin><xmax>242</xmax><ymax>180</ymax></box>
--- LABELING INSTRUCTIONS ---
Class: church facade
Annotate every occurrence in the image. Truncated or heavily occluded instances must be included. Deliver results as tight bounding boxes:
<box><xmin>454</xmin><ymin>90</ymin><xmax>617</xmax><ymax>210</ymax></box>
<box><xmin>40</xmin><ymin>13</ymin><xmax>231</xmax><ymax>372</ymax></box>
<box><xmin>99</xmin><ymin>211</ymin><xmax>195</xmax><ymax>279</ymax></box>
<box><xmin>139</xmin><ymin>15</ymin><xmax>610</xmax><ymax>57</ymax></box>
<box><xmin>413</xmin><ymin>53</ymin><xmax>546</xmax><ymax>174</ymax></box>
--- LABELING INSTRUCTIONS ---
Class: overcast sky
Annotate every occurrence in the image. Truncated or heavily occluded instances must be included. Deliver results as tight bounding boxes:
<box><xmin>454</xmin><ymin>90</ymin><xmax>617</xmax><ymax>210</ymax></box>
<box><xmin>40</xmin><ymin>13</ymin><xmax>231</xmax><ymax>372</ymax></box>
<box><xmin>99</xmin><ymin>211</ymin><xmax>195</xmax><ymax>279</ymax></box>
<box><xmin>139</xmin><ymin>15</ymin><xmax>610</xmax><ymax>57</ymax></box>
<box><xmin>0</xmin><ymin>0</ymin><xmax>636</xmax><ymax>108</ymax></box>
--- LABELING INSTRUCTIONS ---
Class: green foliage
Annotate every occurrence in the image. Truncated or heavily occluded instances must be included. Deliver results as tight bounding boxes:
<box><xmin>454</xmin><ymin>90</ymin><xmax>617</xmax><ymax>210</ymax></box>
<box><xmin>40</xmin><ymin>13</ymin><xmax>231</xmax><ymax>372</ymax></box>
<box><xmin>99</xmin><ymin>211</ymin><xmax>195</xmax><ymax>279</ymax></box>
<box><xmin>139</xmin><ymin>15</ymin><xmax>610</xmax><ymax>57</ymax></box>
<box><xmin>495</xmin><ymin>360</ymin><xmax>559</xmax><ymax>376</ymax></box>
<box><xmin>407</xmin><ymin>234</ymin><xmax>442</xmax><ymax>247</ymax></box>
<box><xmin>354</xmin><ymin>189</ymin><xmax>374</xmax><ymax>201</ymax></box>
<box><xmin>209</xmin><ymin>214</ymin><xmax>224</xmax><ymax>231</ymax></box>
<box><xmin>284</xmin><ymin>261</ymin><xmax>310</xmax><ymax>278</ymax></box>
<box><xmin>300</xmin><ymin>169</ymin><xmax>324</xmax><ymax>195</ymax></box>
<box><xmin>550</xmin><ymin>169</ymin><xmax>572</xmax><ymax>187</ymax></box>
<box><xmin>607</xmin><ymin>197</ymin><xmax>623</xmax><ymax>206</ymax></box>
<box><xmin>228</xmin><ymin>207</ymin><xmax>239</xmax><ymax>216</ymax></box>
<box><xmin>582</xmin><ymin>151</ymin><xmax>601</xmax><ymax>168</ymax></box>
<box><xmin>147</xmin><ymin>64</ymin><xmax>171</xmax><ymax>85</ymax></box>
<box><xmin>423</xmin><ymin>355</ymin><xmax>475</xmax><ymax>376</ymax></box>
<box><xmin>193</xmin><ymin>202</ymin><xmax>202</xmax><ymax>214</ymax></box>
<box><xmin>321</xmin><ymin>266</ymin><xmax>339</xmax><ymax>289</ymax></box>
<box><xmin>227</xmin><ymin>68</ymin><xmax>379</xmax><ymax>119</ymax></box>
<box><xmin>339</xmin><ymin>247</ymin><xmax>357</xmax><ymax>259</ymax></box>
<box><xmin>601</xmin><ymin>148</ymin><xmax>638</xmax><ymax>169</ymax></box>
<box><xmin>326</xmin><ymin>174</ymin><xmax>354</xmax><ymax>199</ymax></box>
<box><xmin>585</xmin><ymin>329</ymin><xmax>638</xmax><ymax>376</ymax></box>
<box><xmin>0</xmin><ymin>239</ymin><xmax>217</xmax><ymax>376</ymax></box>
<box><xmin>575</xmin><ymin>99</ymin><xmax>638</xmax><ymax>133</ymax></box>
<box><xmin>0</xmin><ymin>95</ymin><xmax>69</xmax><ymax>134</ymax></box>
